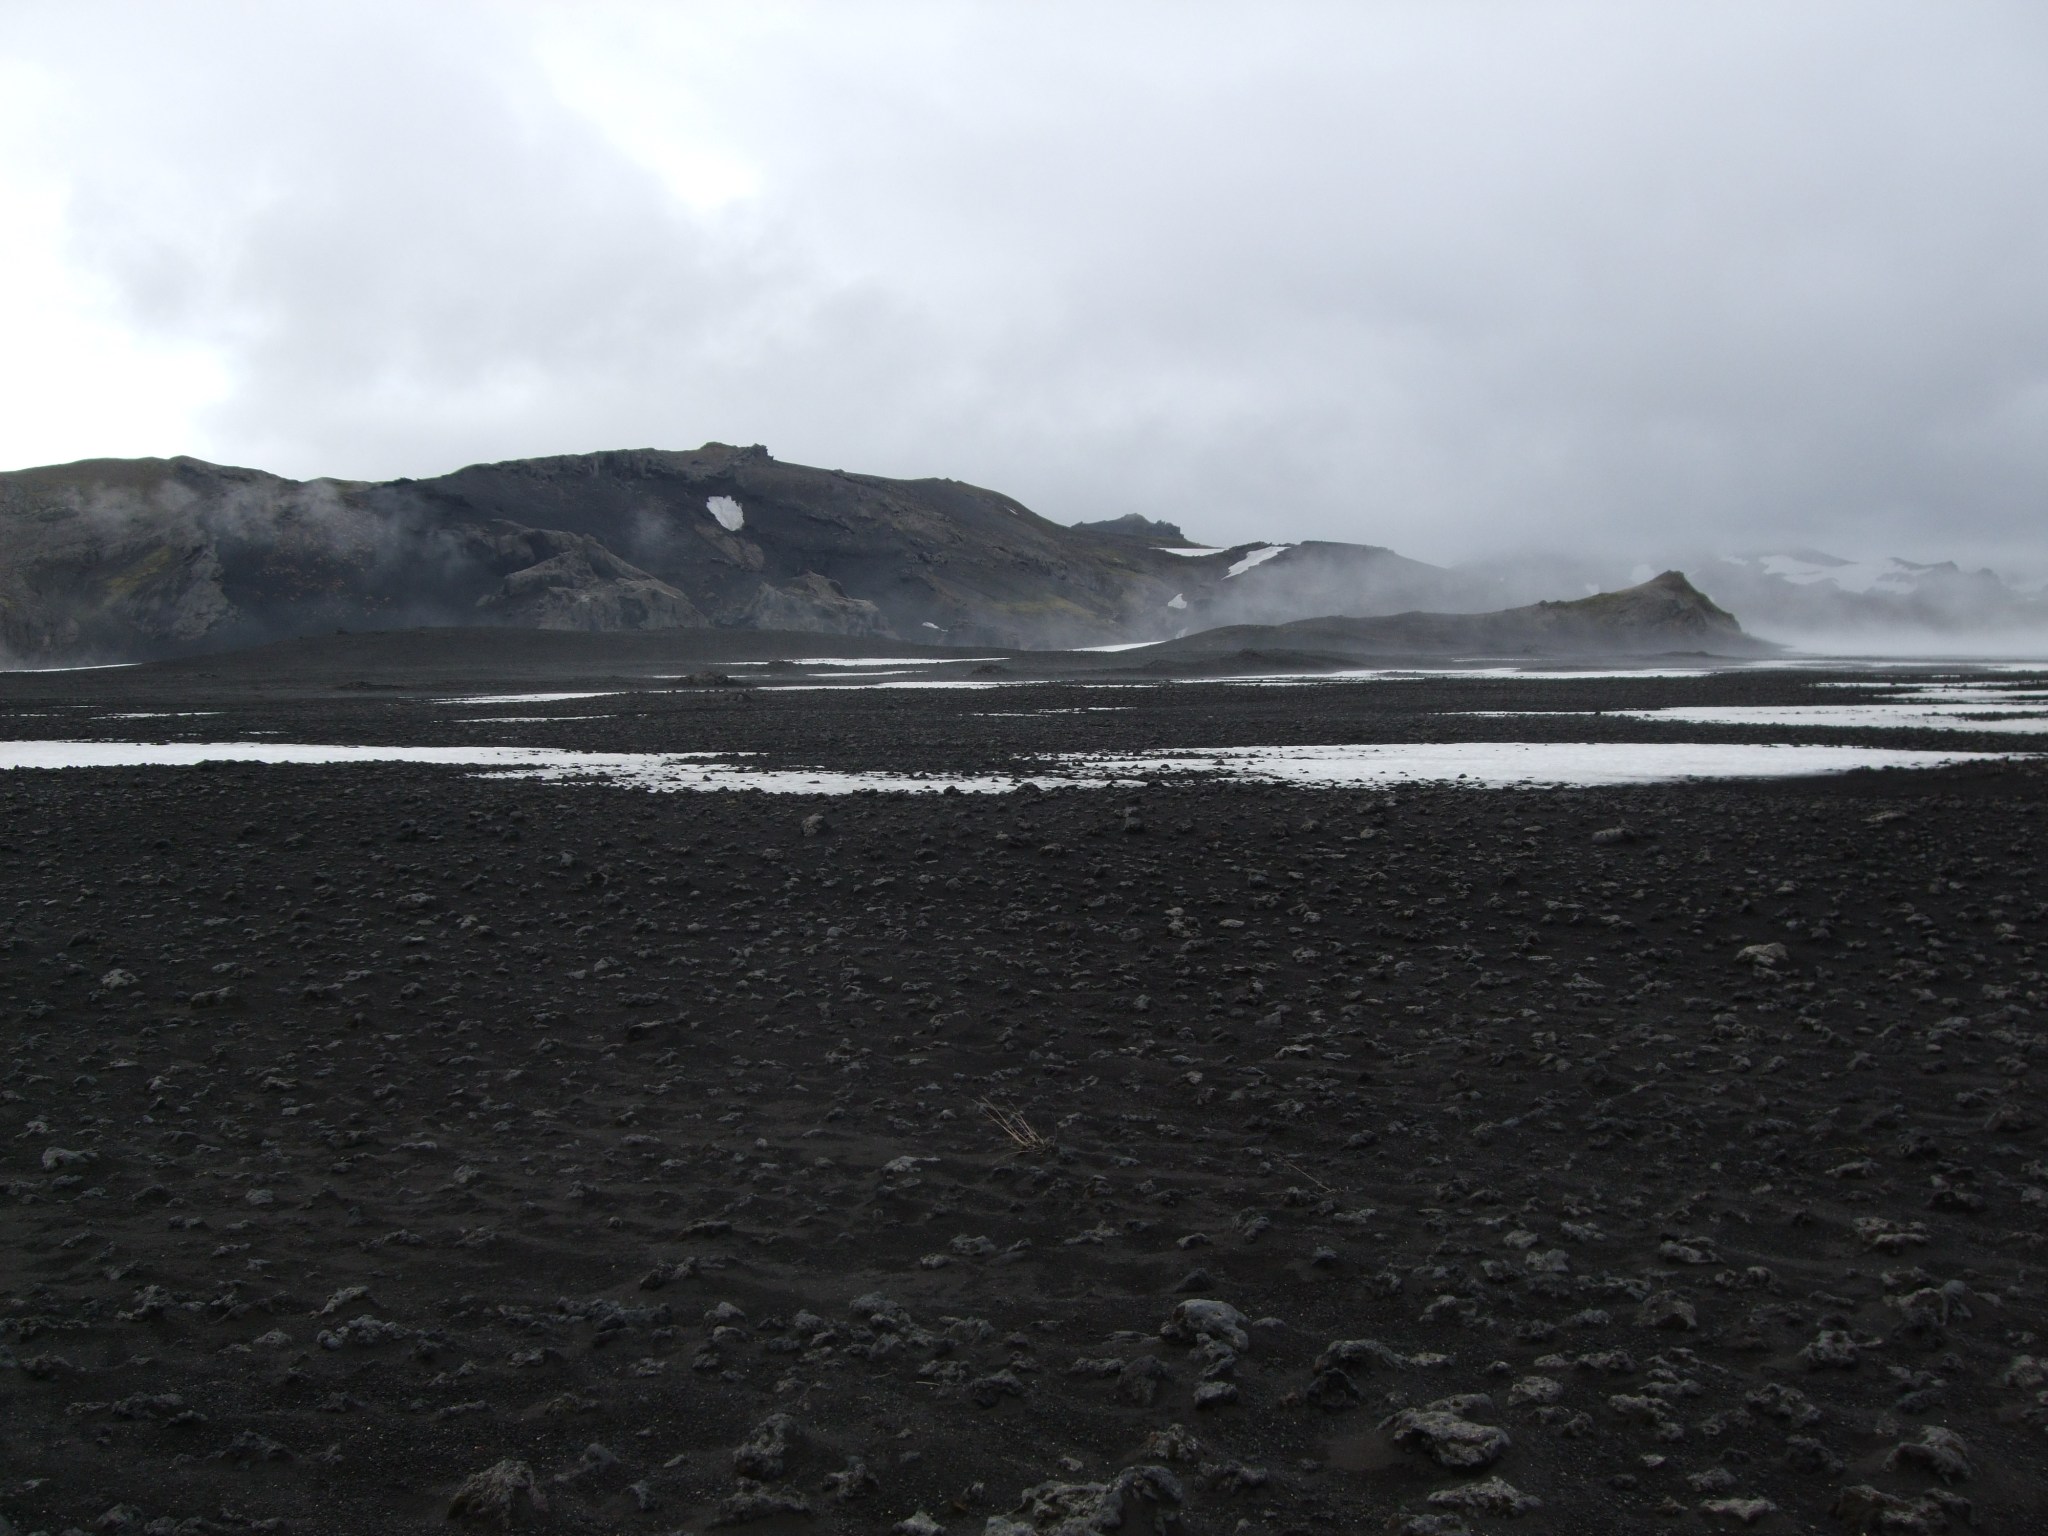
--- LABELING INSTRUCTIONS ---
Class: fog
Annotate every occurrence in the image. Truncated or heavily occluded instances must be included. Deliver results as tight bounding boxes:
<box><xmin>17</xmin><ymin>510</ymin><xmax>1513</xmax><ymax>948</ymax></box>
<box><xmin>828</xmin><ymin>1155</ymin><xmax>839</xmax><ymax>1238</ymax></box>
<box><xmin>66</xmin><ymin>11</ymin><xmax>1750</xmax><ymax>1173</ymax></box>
<box><xmin>4</xmin><ymin>1</ymin><xmax>2048</xmax><ymax>571</ymax></box>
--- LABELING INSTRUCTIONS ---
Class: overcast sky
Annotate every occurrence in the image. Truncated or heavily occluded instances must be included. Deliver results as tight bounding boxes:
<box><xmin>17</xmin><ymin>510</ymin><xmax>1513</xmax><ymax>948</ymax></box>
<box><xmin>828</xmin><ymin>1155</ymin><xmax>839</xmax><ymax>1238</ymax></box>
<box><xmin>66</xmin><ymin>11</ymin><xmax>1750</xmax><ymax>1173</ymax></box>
<box><xmin>3</xmin><ymin>2</ymin><xmax>2046</xmax><ymax>566</ymax></box>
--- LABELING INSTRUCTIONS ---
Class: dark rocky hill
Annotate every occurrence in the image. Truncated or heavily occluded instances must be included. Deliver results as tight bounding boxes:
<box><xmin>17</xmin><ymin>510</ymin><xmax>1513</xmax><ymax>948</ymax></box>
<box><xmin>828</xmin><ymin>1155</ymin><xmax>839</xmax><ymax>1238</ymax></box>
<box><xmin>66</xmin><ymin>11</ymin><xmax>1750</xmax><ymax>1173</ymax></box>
<box><xmin>1142</xmin><ymin>570</ymin><xmax>1772</xmax><ymax>659</ymax></box>
<box><xmin>0</xmin><ymin>444</ymin><xmax>1217</xmax><ymax>661</ymax></box>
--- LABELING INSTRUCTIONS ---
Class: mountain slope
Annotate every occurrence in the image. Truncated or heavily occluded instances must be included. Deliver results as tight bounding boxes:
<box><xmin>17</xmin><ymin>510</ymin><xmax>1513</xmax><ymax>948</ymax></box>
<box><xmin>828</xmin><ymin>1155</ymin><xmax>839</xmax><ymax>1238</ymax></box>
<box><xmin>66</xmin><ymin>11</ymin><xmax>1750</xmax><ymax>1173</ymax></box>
<box><xmin>1141</xmin><ymin>571</ymin><xmax>1771</xmax><ymax>659</ymax></box>
<box><xmin>0</xmin><ymin>445</ymin><xmax>1211</xmax><ymax>661</ymax></box>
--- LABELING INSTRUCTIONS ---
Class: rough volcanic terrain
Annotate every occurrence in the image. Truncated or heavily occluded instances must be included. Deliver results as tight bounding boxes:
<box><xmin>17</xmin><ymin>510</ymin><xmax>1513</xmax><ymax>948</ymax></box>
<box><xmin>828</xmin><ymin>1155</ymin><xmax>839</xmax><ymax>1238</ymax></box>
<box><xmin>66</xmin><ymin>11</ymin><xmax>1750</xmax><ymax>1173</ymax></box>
<box><xmin>2</xmin><ymin>653</ymin><xmax>2045</xmax><ymax>1536</ymax></box>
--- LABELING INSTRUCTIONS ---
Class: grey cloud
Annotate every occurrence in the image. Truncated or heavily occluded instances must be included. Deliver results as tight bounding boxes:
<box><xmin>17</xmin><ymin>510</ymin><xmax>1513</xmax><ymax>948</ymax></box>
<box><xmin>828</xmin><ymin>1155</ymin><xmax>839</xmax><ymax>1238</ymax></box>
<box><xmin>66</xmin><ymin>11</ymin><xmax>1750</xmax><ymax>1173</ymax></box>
<box><xmin>7</xmin><ymin>0</ymin><xmax>2048</xmax><ymax>570</ymax></box>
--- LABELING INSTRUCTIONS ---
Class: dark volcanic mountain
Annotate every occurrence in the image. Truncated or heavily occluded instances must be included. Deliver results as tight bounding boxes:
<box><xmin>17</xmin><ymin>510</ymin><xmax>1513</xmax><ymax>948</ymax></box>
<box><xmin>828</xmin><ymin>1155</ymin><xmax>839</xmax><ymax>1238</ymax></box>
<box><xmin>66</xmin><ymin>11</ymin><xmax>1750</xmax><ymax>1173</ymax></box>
<box><xmin>0</xmin><ymin>444</ymin><xmax>1764</xmax><ymax>664</ymax></box>
<box><xmin>0</xmin><ymin>445</ymin><xmax>1215</xmax><ymax>661</ymax></box>
<box><xmin>1143</xmin><ymin>570</ymin><xmax>1771</xmax><ymax>660</ymax></box>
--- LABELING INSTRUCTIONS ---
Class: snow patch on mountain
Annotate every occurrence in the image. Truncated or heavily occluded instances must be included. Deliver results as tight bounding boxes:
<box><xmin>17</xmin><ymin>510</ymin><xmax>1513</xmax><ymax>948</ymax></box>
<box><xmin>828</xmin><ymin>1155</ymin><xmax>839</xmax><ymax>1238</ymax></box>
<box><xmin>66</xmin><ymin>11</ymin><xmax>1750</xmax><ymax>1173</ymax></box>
<box><xmin>1225</xmin><ymin>545</ymin><xmax>1291</xmax><ymax>578</ymax></box>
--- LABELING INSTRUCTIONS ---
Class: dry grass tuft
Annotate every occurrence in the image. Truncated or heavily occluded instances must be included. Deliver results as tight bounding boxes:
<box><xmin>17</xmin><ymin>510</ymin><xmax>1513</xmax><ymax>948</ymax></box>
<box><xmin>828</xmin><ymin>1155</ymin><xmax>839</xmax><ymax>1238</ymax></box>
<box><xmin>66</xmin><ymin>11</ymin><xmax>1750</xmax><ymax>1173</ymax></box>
<box><xmin>977</xmin><ymin>1098</ymin><xmax>1052</xmax><ymax>1158</ymax></box>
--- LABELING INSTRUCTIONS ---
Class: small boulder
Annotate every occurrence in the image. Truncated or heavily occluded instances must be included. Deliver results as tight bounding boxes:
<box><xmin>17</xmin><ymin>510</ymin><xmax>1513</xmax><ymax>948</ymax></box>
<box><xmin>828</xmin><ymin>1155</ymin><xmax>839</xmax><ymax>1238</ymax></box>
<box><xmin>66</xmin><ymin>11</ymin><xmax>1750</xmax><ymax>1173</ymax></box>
<box><xmin>448</xmin><ymin>1459</ymin><xmax>547</xmax><ymax>1526</ymax></box>
<box><xmin>1161</xmin><ymin>1299</ymin><xmax>1249</xmax><ymax>1352</ymax></box>
<box><xmin>1635</xmin><ymin>1292</ymin><xmax>1697</xmax><ymax>1331</ymax></box>
<box><xmin>1426</xmin><ymin>1476</ymin><xmax>1542</xmax><ymax>1515</ymax></box>
<box><xmin>1885</xmin><ymin>1426</ymin><xmax>1972</xmax><ymax>1484</ymax></box>
<box><xmin>733</xmin><ymin>1413</ymin><xmax>803</xmax><ymax>1480</ymax></box>
<box><xmin>1382</xmin><ymin>1409</ymin><xmax>1510</xmax><ymax>1470</ymax></box>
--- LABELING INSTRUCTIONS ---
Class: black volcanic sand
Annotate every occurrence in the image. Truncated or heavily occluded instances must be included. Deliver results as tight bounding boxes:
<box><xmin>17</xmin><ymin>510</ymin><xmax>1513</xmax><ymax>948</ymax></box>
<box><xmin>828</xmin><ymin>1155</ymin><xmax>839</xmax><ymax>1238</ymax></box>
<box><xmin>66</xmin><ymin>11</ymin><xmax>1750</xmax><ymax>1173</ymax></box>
<box><xmin>2</xmin><ymin>656</ymin><xmax>2046</xmax><ymax>1536</ymax></box>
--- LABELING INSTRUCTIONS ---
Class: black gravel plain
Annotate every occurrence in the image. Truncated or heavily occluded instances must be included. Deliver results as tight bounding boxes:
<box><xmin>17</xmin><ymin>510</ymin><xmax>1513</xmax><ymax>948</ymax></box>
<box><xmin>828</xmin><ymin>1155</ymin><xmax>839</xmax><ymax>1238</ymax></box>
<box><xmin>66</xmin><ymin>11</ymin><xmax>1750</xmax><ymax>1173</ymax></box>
<box><xmin>2</xmin><ymin>645</ymin><xmax>2046</xmax><ymax>1536</ymax></box>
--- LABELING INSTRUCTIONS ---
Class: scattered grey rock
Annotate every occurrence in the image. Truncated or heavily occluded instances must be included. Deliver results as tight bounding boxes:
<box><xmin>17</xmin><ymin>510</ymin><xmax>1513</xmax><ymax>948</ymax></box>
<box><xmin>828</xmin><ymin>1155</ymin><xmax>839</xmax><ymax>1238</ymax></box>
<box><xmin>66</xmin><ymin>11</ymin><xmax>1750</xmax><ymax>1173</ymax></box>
<box><xmin>1833</xmin><ymin>1484</ymin><xmax>1973</xmax><ymax>1533</ymax></box>
<box><xmin>448</xmin><ymin>1458</ymin><xmax>547</xmax><ymax>1526</ymax></box>
<box><xmin>1885</xmin><ymin>1425</ymin><xmax>1973</xmax><ymax>1483</ymax></box>
<box><xmin>732</xmin><ymin>1412</ymin><xmax>803</xmax><ymax>1480</ymax></box>
<box><xmin>1192</xmin><ymin>1380</ymin><xmax>1238</xmax><ymax>1409</ymax></box>
<box><xmin>1141</xmin><ymin>1424</ymin><xmax>1203</xmax><ymax>1463</ymax></box>
<box><xmin>997</xmin><ymin>1464</ymin><xmax>1184</xmax><ymax>1535</ymax></box>
<box><xmin>1799</xmin><ymin>1329</ymin><xmax>1862</xmax><ymax>1370</ymax></box>
<box><xmin>1160</xmin><ymin>1299</ymin><xmax>1248</xmax><ymax>1351</ymax></box>
<box><xmin>968</xmin><ymin>1369</ymin><xmax>1027</xmax><ymax>1408</ymax></box>
<box><xmin>1505</xmin><ymin>1375</ymin><xmax>1563</xmax><ymax>1406</ymax></box>
<box><xmin>1698</xmin><ymin>1497</ymin><xmax>1776</xmax><ymax>1526</ymax></box>
<box><xmin>711</xmin><ymin>1480</ymin><xmax>814</xmax><ymax>1526</ymax></box>
<box><xmin>1425</xmin><ymin>1476</ymin><xmax>1542</xmax><ymax>1515</ymax></box>
<box><xmin>823</xmin><ymin>1458</ymin><xmax>878</xmax><ymax>1501</ymax></box>
<box><xmin>1634</xmin><ymin>1292</ymin><xmax>1697</xmax><ymax>1331</ymax></box>
<box><xmin>1382</xmin><ymin>1408</ymin><xmax>1511</xmax><ymax>1469</ymax></box>
<box><xmin>1115</xmin><ymin>1356</ymin><xmax>1170</xmax><ymax>1406</ymax></box>
<box><xmin>1783</xmin><ymin>1436</ymin><xmax>1843</xmax><ymax>1475</ymax></box>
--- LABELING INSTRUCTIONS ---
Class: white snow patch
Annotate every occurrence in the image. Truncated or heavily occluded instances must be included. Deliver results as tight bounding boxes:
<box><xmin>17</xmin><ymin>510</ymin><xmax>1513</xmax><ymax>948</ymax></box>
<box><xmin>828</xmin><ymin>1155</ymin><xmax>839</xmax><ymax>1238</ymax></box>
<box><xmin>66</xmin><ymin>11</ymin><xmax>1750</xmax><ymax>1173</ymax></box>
<box><xmin>437</xmin><ymin>691</ymin><xmax>616</xmax><ymax>705</ymax></box>
<box><xmin>761</xmin><ymin>680</ymin><xmax>1019</xmax><ymax>691</ymax></box>
<box><xmin>1074</xmin><ymin>640</ymin><xmax>1163</xmax><ymax>653</ymax></box>
<box><xmin>1064</xmin><ymin>741</ymin><xmax>2011</xmax><ymax>788</ymax></box>
<box><xmin>1815</xmin><ymin>680</ymin><xmax>2048</xmax><ymax>700</ymax></box>
<box><xmin>975</xmin><ymin>707</ymin><xmax>1132</xmax><ymax>716</ymax></box>
<box><xmin>750</xmin><ymin>656</ymin><xmax>1006</xmax><ymax>667</ymax></box>
<box><xmin>1608</xmin><ymin>704</ymin><xmax>2048</xmax><ymax>733</ymax></box>
<box><xmin>497</xmin><ymin>762</ymin><xmax>1106</xmax><ymax>794</ymax></box>
<box><xmin>1167</xmin><ymin>593</ymin><xmax>1187</xmax><ymax>610</ymax></box>
<box><xmin>1155</xmin><ymin>547</ymin><xmax>1217</xmax><ymax>557</ymax></box>
<box><xmin>0</xmin><ymin>742</ymin><xmax>652</xmax><ymax>772</ymax></box>
<box><xmin>1142</xmin><ymin>665</ymin><xmax>1720</xmax><ymax>686</ymax></box>
<box><xmin>0</xmin><ymin>740</ymin><xmax>1121</xmax><ymax>794</ymax></box>
<box><xmin>3</xmin><ymin>738</ymin><xmax>2008</xmax><ymax>794</ymax></box>
<box><xmin>1224</xmin><ymin>545</ymin><xmax>1290</xmax><ymax>578</ymax></box>
<box><xmin>707</xmin><ymin>495</ymin><xmax>744</xmax><ymax>531</ymax></box>
<box><xmin>1887</xmin><ymin>688</ymin><xmax>2048</xmax><ymax>703</ymax></box>
<box><xmin>776</xmin><ymin>670</ymin><xmax>916</xmax><ymax>680</ymax></box>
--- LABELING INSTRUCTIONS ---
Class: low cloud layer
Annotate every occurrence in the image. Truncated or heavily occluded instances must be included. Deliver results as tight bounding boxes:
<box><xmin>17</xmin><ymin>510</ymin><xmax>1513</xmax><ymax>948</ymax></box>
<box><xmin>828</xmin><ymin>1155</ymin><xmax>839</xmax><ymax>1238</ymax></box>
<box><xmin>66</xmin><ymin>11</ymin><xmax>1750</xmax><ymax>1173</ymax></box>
<box><xmin>4</xmin><ymin>1</ymin><xmax>2047</xmax><ymax>568</ymax></box>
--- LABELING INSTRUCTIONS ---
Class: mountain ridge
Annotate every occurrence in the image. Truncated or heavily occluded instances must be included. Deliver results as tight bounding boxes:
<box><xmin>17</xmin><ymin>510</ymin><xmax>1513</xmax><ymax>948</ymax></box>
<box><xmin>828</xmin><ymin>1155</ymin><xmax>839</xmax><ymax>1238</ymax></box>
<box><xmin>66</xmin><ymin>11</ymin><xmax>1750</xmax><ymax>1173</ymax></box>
<box><xmin>2</xmin><ymin>443</ymin><xmax>1775</xmax><ymax>663</ymax></box>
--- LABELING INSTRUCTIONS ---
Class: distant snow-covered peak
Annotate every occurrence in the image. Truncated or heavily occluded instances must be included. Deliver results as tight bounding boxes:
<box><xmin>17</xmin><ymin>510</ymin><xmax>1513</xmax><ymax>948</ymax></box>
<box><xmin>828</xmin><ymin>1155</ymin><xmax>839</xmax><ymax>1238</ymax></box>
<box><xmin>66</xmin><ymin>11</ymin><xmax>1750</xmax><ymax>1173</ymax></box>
<box><xmin>1755</xmin><ymin>553</ymin><xmax>1938</xmax><ymax>595</ymax></box>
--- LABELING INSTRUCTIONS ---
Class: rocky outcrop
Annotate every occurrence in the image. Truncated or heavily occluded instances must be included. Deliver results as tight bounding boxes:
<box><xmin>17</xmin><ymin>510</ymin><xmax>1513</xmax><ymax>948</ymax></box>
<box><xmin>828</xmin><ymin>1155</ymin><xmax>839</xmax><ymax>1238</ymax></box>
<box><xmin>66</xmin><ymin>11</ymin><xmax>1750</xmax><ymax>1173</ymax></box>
<box><xmin>467</xmin><ymin>524</ymin><xmax>705</xmax><ymax>631</ymax></box>
<box><xmin>1071</xmin><ymin>513</ymin><xmax>1195</xmax><ymax>545</ymax></box>
<box><xmin>737</xmin><ymin>572</ymin><xmax>890</xmax><ymax>637</ymax></box>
